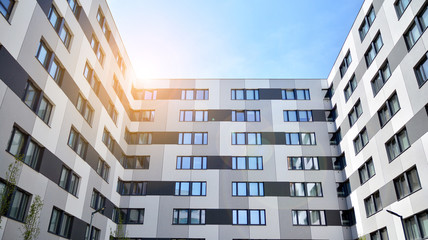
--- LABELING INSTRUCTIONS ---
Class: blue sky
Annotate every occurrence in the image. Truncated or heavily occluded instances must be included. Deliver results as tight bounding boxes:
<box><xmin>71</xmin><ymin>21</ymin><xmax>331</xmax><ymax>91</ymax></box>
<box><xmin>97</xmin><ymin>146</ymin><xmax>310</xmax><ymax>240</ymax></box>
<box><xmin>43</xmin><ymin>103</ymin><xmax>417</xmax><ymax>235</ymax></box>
<box><xmin>106</xmin><ymin>0</ymin><xmax>364</xmax><ymax>79</ymax></box>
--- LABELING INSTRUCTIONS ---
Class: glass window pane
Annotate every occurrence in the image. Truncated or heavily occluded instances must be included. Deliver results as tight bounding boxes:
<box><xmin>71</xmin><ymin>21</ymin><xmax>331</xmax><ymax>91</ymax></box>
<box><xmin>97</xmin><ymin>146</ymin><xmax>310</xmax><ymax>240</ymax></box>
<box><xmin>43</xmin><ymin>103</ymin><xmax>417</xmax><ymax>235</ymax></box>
<box><xmin>182</xmin><ymin>133</ymin><xmax>192</xmax><ymax>144</ymax></box>
<box><xmin>419</xmin><ymin>212</ymin><xmax>428</xmax><ymax>237</ymax></box>
<box><xmin>37</xmin><ymin>43</ymin><xmax>49</xmax><ymax>66</ymax></box>
<box><xmin>408</xmin><ymin>168</ymin><xmax>421</xmax><ymax>192</ymax></box>
<box><xmin>286</xmin><ymin>90</ymin><xmax>295</xmax><ymax>99</ymax></box>
<box><xmin>236</xmin><ymin>133</ymin><xmax>246</xmax><ymax>144</ymax></box>
<box><xmin>295</xmin><ymin>183</ymin><xmax>305</xmax><ymax>196</ymax></box>
<box><xmin>303</xmin><ymin>157</ymin><xmax>314</xmax><ymax>170</ymax></box>
<box><xmin>191</xmin><ymin>182</ymin><xmax>201</xmax><ymax>195</ymax></box>
<box><xmin>238</xmin><ymin>210</ymin><xmax>247</xmax><ymax>224</ymax></box>
<box><xmin>248</xmin><ymin>183</ymin><xmax>259</xmax><ymax>196</ymax></box>
<box><xmin>49</xmin><ymin>209</ymin><xmax>60</xmax><ymax>233</ymax></box>
<box><xmin>194</xmin><ymin>133</ymin><xmax>203</xmax><ymax>144</ymax></box>
<box><xmin>246</xmin><ymin>90</ymin><xmax>254</xmax><ymax>100</ymax></box>
<box><xmin>237</xmin><ymin>182</ymin><xmax>246</xmax><ymax>196</ymax></box>
<box><xmin>290</xmin><ymin>133</ymin><xmax>299</xmax><ymax>145</ymax></box>
<box><xmin>237</xmin><ymin>157</ymin><xmax>246</xmax><ymax>169</ymax></box>
<box><xmin>248</xmin><ymin>157</ymin><xmax>257</xmax><ymax>169</ymax></box>
<box><xmin>296</xmin><ymin>90</ymin><xmax>305</xmax><ymax>100</ymax></box>
<box><xmin>389</xmin><ymin>94</ymin><xmax>400</xmax><ymax>115</ymax></box>
<box><xmin>193</xmin><ymin>157</ymin><xmax>202</xmax><ymax>169</ymax></box>
<box><xmin>8</xmin><ymin>129</ymin><xmax>25</xmax><ymax>156</ymax></box>
<box><xmin>179</xmin><ymin>210</ymin><xmax>188</xmax><ymax>224</ymax></box>
<box><xmin>24</xmin><ymin>83</ymin><xmax>37</xmax><ymax>108</ymax></box>
<box><xmin>190</xmin><ymin>210</ymin><xmax>200</xmax><ymax>224</ymax></box>
<box><xmin>310</xmin><ymin>211</ymin><xmax>321</xmax><ymax>225</ymax></box>
<box><xmin>250</xmin><ymin>210</ymin><xmax>260</xmax><ymax>224</ymax></box>
<box><xmin>247</xmin><ymin>111</ymin><xmax>255</xmax><ymax>121</ymax></box>
<box><xmin>180</xmin><ymin>182</ymin><xmax>190</xmax><ymax>195</ymax></box>
<box><xmin>298</xmin><ymin>211</ymin><xmax>308</xmax><ymax>225</ymax></box>
<box><xmin>185</xmin><ymin>90</ymin><xmax>193</xmax><ymax>100</ymax></box>
<box><xmin>194</xmin><ymin>111</ymin><xmax>204</xmax><ymax>121</ymax></box>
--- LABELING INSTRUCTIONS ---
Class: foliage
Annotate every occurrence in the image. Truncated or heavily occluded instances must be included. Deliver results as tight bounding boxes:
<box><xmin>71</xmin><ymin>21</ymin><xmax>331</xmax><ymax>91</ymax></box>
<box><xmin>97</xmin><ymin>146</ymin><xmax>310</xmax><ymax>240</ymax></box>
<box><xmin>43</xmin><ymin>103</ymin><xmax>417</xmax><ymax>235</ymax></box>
<box><xmin>20</xmin><ymin>195</ymin><xmax>44</xmax><ymax>240</ymax></box>
<box><xmin>110</xmin><ymin>211</ymin><xmax>129</xmax><ymax>240</ymax></box>
<box><xmin>0</xmin><ymin>154</ymin><xmax>24</xmax><ymax>229</ymax></box>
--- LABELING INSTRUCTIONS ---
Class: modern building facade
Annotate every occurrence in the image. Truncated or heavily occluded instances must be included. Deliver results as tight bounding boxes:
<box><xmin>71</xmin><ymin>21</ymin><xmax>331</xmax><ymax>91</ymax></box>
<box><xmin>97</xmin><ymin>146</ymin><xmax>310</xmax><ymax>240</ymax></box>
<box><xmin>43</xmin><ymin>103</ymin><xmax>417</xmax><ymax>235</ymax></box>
<box><xmin>0</xmin><ymin>0</ymin><xmax>427</xmax><ymax>240</ymax></box>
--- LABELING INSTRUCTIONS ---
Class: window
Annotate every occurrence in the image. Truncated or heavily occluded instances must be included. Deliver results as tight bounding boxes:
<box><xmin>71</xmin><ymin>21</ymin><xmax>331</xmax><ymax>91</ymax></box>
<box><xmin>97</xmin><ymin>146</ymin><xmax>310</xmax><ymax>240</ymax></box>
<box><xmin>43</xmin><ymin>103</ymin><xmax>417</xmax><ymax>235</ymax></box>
<box><xmin>181</xmin><ymin>89</ymin><xmax>209</xmax><ymax>100</ymax></box>
<box><xmin>348</xmin><ymin>100</ymin><xmax>363</xmax><ymax>126</ymax></box>
<box><xmin>372</xmin><ymin>61</ymin><xmax>392</xmax><ymax>95</ymax></box>
<box><xmin>91</xmin><ymin>34</ymin><xmax>104</xmax><ymax>65</ymax></box>
<box><xmin>115</xmin><ymin>54</ymin><xmax>126</xmax><ymax>75</ymax></box>
<box><xmin>340</xmin><ymin>51</ymin><xmax>353</xmax><ymax>77</ymax></box>
<box><xmin>288</xmin><ymin>157</ymin><xmax>319</xmax><ymax>170</ymax></box>
<box><xmin>353</xmin><ymin>128</ymin><xmax>369</xmax><ymax>154</ymax></box>
<box><xmin>180</xmin><ymin>110</ymin><xmax>208</xmax><ymax>122</ymax></box>
<box><xmin>76</xmin><ymin>94</ymin><xmax>93</xmax><ymax>124</ymax></box>
<box><xmin>120</xmin><ymin>155</ymin><xmax>150</xmax><ymax>169</ymax></box>
<box><xmin>175</xmin><ymin>182</ymin><xmax>206</xmax><ymax>196</ymax></box>
<box><xmin>125</xmin><ymin>130</ymin><xmax>152</xmax><ymax>145</ymax></box>
<box><xmin>395</xmin><ymin>0</ymin><xmax>411</xmax><ymax>17</ymax></box>
<box><xmin>404</xmin><ymin>210</ymin><xmax>428</xmax><ymax>239</ymax></box>
<box><xmin>341</xmin><ymin>209</ymin><xmax>356</xmax><ymax>226</ymax></box>
<box><xmin>67</xmin><ymin>127</ymin><xmax>88</xmax><ymax>158</ymax></box>
<box><xmin>344</xmin><ymin>75</ymin><xmax>357</xmax><ymax>102</ymax></box>
<box><xmin>231</xmin><ymin>89</ymin><xmax>259</xmax><ymax>100</ymax></box>
<box><xmin>365</xmin><ymin>33</ymin><xmax>384</xmax><ymax>66</ymax></box>
<box><xmin>292</xmin><ymin>210</ymin><xmax>326</xmax><ymax>226</ymax></box>
<box><xmin>415</xmin><ymin>53</ymin><xmax>428</xmax><ymax>87</ymax></box>
<box><xmin>90</xmin><ymin>189</ymin><xmax>105</xmax><ymax>212</ymax></box>
<box><xmin>232</xmin><ymin>156</ymin><xmax>263</xmax><ymax>170</ymax></box>
<box><xmin>107</xmin><ymin>102</ymin><xmax>118</xmax><ymax>124</ymax></box>
<box><xmin>48</xmin><ymin>5</ymin><xmax>71</xmax><ymax>48</ymax></box>
<box><xmin>48</xmin><ymin>208</ymin><xmax>73</xmax><ymax>238</ymax></box>
<box><xmin>85</xmin><ymin>225</ymin><xmax>100</xmax><ymax>240</ymax></box>
<box><xmin>327</xmin><ymin>105</ymin><xmax>338</xmax><ymax>122</ymax></box>
<box><xmin>139</xmin><ymin>90</ymin><xmax>157</xmax><ymax>100</ymax></box>
<box><xmin>283</xmin><ymin>110</ymin><xmax>312</xmax><ymax>122</ymax></box>
<box><xmin>378</xmin><ymin>92</ymin><xmax>400</xmax><ymax>127</ymax></box>
<box><xmin>96</xmin><ymin>8</ymin><xmax>110</xmax><ymax>39</ymax></box>
<box><xmin>0</xmin><ymin>0</ymin><xmax>15</xmax><ymax>19</ymax></box>
<box><xmin>290</xmin><ymin>182</ymin><xmax>322</xmax><ymax>197</ymax></box>
<box><xmin>59</xmin><ymin>166</ymin><xmax>79</xmax><ymax>196</ymax></box>
<box><xmin>394</xmin><ymin>167</ymin><xmax>421</xmax><ymax>200</ymax></box>
<box><xmin>232</xmin><ymin>209</ymin><xmax>265</xmax><ymax>225</ymax></box>
<box><xmin>333</xmin><ymin>154</ymin><xmax>347</xmax><ymax>170</ymax></box>
<box><xmin>359</xmin><ymin>7</ymin><xmax>376</xmax><ymax>40</ymax></box>
<box><xmin>116</xmin><ymin>180</ymin><xmax>147</xmax><ymax>196</ymax></box>
<box><xmin>232</xmin><ymin>132</ymin><xmax>262</xmax><ymax>145</ymax></box>
<box><xmin>102</xmin><ymin>128</ymin><xmax>115</xmax><ymax>152</ymax></box>
<box><xmin>176</xmin><ymin>156</ymin><xmax>207</xmax><ymax>169</ymax></box>
<box><xmin>66</xmin><ymin>0</ymin><xmax>79</xmax><ymax>16</ymax></box>
<box><xmin>0</xmin><ymin>182</ymin><xmax>30</xmax><ymax>222</ymax></box>
<box><xmin>173</xmin><ymin>209</ymin><xmax>205</xmax><ymax>225</ymax></box>
<box><xmin>113</xmin><ymin>208</ymin><xmax>144</xmax><ymax>224</ymax></box>
<box><xmin>404</xmin><ymin>5</ymin><xmax>428</xmax><ymax>49</ymax></box>
<box><xmin>7</xmin><ymin>127</ymin><xmax>42</xmax><ymax>169</ymax></box>
<box><xmin>365</xmin><ymin>191</ymin><xmax>382</xmax><ymax>217</ymax></box>
<box><xmin>232</xmin><ymin>110</ymin><xmax>261</xmax><ymax>122</ymax></box>
<box><xmin>232</xmin><ymin>182</ymin><xmax>264</xmax><ymax>196</ymax></box>
<box><xmin>370</xmin><ymin>227</ymin><xmax>389</xmax><ymax>240</ymax></box>
<box><xmin>36</xmin><ymin>41</ymin><xmax>64</xmax><ymax>83</ymax></box>
<box><xmin>281</xmin><ymin>89</ymin><xmax>311</xmax><ymax>100</ymax></box>
<box><xmin>23</xmin><ymin>81</ymin><xmax>53</xmax><ymax>124</ymax></box>
<box><xmin>337</xmin><ymin>180</ymin><xmax>351</xmax><ymax>197</ymax></box>
<box><xmin>96</xmin><ymin>158</ymin><xmax>110</xmax><ymax>181</ymax></box>
<box><xmin>83</xmin><ymin>62</ymin><xmax>100</xmax><ymax>93</ymax></box>
<box><xmin>285</xmin><ymin>132</ymin><xmax>316</xmax><ymax>145</ymax></box>
<box><xmin>178</xmin><ymin>132</ymin><xmax>208</xmax><ymax>145</ymax></box>
<box><xmin>359</xmin><ymin>158</ymin><xmax>376</xmax><ymax>184</ymax></box>
<box><xmin>386</xmin><ymin>128</ymin><xmax>410</xmax><ymax>161</ymax></box>
<box><xmin>133</xmin><ymin>110</ymin><xmax>155</xmax><ymax>121</ymax></box>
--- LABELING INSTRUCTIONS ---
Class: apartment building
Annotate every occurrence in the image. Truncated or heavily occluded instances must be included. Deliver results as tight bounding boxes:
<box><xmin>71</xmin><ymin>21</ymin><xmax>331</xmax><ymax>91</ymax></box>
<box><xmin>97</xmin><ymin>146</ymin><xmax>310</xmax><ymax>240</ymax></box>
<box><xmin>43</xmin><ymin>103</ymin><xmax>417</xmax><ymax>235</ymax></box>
<box><xmin>0</xmin><ymin>0</ymin><xmax>427</xmax><ymax>239</ymax></box>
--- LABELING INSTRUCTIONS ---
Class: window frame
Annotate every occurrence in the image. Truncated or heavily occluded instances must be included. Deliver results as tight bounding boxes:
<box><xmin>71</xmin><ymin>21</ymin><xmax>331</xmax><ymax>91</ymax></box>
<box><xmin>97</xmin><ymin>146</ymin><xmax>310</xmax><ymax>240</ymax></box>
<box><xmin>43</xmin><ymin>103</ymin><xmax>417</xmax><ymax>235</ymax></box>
<box><xmin>48</xmin><ymin>207</ymin><xmax>73</xmax><ymax>238</ymax></box>
<box><xmin>414</xmin><ymin>52</ymin><xmax>428</xmax><ymax>88</ymax></box>
<box><xmin>231</xmin><ymin>132</ymin><xmax>262</xmax><ymax>145</ymax></box>
<box><xmin>358</xmin><ymin>158</ymin><xmax>376</xmax><ymax>184</ymax></box>
<box><xmin>174</xmin><ymin>182</ymin><xmax>207</xmax><ymax>196</ymax></box>
<box><xmin>232</xmin><ymin>182</ymin><xmax>264</xmax><ymax>196</ymax></box>
<box><xmin>339</xmin><ymin>51</ymin><xmax>352</xmax><ymax>77</ymax></box>
<box><xmin>394</xmin><ymin>166</ymin><xmax>422</xmax><ymax>200</ymax></box>
<box><xmin>232</xmin><ymin>209</ymin><xmax>266</xmax><ymax>225</ymax></box>
<box><xmin>343</xmin><ymin>75</ymin><xmax>357</xmax><ymax>102</ymax></box>
<box><xmin>231</xmin><ymin>89</ymin><xmax>260</xmax><ymax>100</ymax></box>
<box><xmin>358</xmin><ymin>6</ymin><xmax>376</xmax><ymax>41</ymax></box>
<box><xmin>385</xmin><ymin>128</ymin><xmax>410</xmax><ymax>162</ymax></box>
<box><xmin>353</xmin><ymin>128</ymin><xmax>369</xmax><ymax>154</ymax></box>
<box><xmin>172</xmin><ymin>209</ymin><xmax>206</xmax><ymax>225</ymax></box>
<box><xmin>364</xmin><ymin>32</ymin><xmax>384</xmax><ymax>67</ymax></box>
<box><xmin>176</xmin><ymin>156</ymin><xmax>207</xmax><ymax>170</ymax></box>
<box><xmin>0</xmin><ymin>0</ymin><xmax>15</xmax><ymax>20</ymax></box>
<box><xmin>288</xmin><ymin>157</ymin><xmax>320</xmax><ymax>170</ymax></box>
<box><xmin>364</xmin><ymin>191</ymin><xmax>382</xmax><ymax>217</ymax></box>
<box><xmin>292</xmin><ymin>210</ymin><xmax>326</xmax><ymax>226</ymax></box>
<box><xmin>6</xmin><ymin>126</ymin><xmax>42</xmax><ymax>170</ymax></box>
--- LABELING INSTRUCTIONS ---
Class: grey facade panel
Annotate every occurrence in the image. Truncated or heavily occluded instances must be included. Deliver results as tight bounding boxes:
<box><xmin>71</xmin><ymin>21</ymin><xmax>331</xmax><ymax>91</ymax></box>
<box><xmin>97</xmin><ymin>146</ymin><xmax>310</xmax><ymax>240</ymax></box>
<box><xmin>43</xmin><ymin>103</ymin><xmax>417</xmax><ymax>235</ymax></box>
<box><xmin>86</xmin><ymin>145</ymin><xmax>100</xmax><ymax>170</ymax></box>
<box><xmin>146</xmin><ymin>181</ymin><xmax>175</xmax><ymax>195</ymax></box>
<box><xmin>0</xmin><ymin>46</ymin><xmax>29</xmax><ymax>98</ymax></box>
<box><xmin>259</xmin><ymin>89</ymin><xmax>282</xmax><ymax>100</ymax></box>
<box><xmin>388</xmin><ymin>37</ymin><xmax>408</xmax><ymax>73</ymax></box>
<box><xmin>325</xmin><ymin>210</ymin><xmax>342</xmax><ymax>226</ymax></box>
<box><xmin>70</xmin><ymin>217</ymin><xmax>87</xmax><ymax>240</ymax></box>
<box><xmin>36</xmin><ymin>0</ymin><xmax>53</xmax><ymax>16</ymax></box>
<box><xmin>312</xmin><ymin>110</ymin><xmax>327</xmax><ymax>122</ymax></box>
<box><xmin>77</xmin><ymin>9</ymin><xmax>95</xmax><ymax>42</ymax></box>
<box><xmin>406</xmin><ymin>107</ymin><xmax>428</xmax><ymax>145</ymax></box>
<box><xmin>151</xmin><ymin>132</ymin><xmax>179</xmax><ymax>144</ymax></box>
<box><xmin>318</xmin><ymin>157</ymin><xmax>333</xmax><ymax>170</ymax></box>
<box><xmin>261</xmin><ymin>132</ymin><xmax>286</xmax><ymax>145</ymax></box>
<box><xmin>208</xmin><ymin>110</ymin><xmax>232</xmax><ymax>121</ymax></box>
<box><xmin>205</xmin><ymin>209</ymin><xmax>233</xmax><ymax>225</ymax></box>
<box><xmin>372</xmin><ymin>0</ymin><xmax>384</xmax><ymax>16</ymax></box>
<box><xmin>103</xmin><ymin>198</ymin><xmax>115</xmax><ymax>220</ymax></box>
<box><xmin>39</xmin><ymin>149</ymin><xmax>63</xmax><ymax>184</ymax></box>
<box><xmin>379</xmin><ymin>181</ymin><xmax>397</xmax><ymax>207</ymax></box>
<box><xmin>207</xmin><ymin>156</ymin><xmax>231</xmax><ymax>169</ymax></box>
<box><xmin>60</xmin><ymin>71</ymin><xmax>80</xmax><ymax>105</ymax></box>
<box><xmin>365</xmin><ymin>113</ymin><xmax>381</xmax><ymax>140</ymax></box>
<box><xmin>264</xmin><ymin>182</ymin><xmax>290</xmax><ymax>196</ymax></box>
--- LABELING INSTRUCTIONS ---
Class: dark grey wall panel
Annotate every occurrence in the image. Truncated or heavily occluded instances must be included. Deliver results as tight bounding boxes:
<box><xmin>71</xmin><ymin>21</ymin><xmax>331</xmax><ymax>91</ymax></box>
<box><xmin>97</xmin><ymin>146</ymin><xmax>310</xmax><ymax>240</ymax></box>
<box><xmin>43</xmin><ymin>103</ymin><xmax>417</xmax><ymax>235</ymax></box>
<box><xmin>261</xmin><ymin>132</ymin><xmax>285</xmax><ymax>145</ymax></box>
<box><xmin>207</xmin><ymin>156</ymin><xmax>231</xmax><ymax>169</ymax></box>
<box><xmin>365</xmin><ymin>114</ymin><xmax>381</xmax><ymax>140</ymax></box>
<box><xmin>146</xmin><ymin>181</ymin><xmax>175</xmax><ymax>195</ymax></box>
<box><xmin>39</xmin><ymin>149</ymin><xmax>63</xmax><ymax>184</ymax></box>
<box><xmin>157</xmin><ymin>89</ymin><xmax>182</xmax><ymax>99</ymax></box>
<box><xmin>312</xmin><ymin>110</ymin><xmax>327</xmax><ymax>122</ymax></box>
<box><xmin>0</xmin><ymin>46</ymin><xmax>29</xmax><ymax>98</ymax></box>
<box><xmin>36</xmin><ymin>0</ymin><xmax>53</xmax><ymax>16</ymax></box>
<box><xmin>379</xmin><ymin>181</ymin><xmax>397</xmax><ymax>207</ymax></box>
<box><xmin>78</xmin><ymin>9</ymin><xmax>94</xmax><ymax>42</ymax></box>
<box><xmin>97</xmin><ymin>86</ymin><xmax>112</xmax><ymax>113</ymax></box>
<box><xmin>372</xmin><ymin>0</ymin><xmax>385</xmax><ymax>16</ymax></box>
<box><xmin>349</xmin><ymin>171</ymin><xmax>361</xmax><ymax>192</ymax></box>
<box><xmin>113</xmin><ymin>142</ymin><xmax>123</xmax><ymax>161</ymax></box>
<box><xmin>259</xmin><ymin>89</ymin><xmax>282</xmax><ymax>100</ymax></box>
<box><xmin>86</xmin><ymin>145</ymin><xmax>99</xmax><ymax>170</ymax></box>
<box><xmin>205</xmin><ymin>209</ymin><xmax>233</xmax><ymax>224</ymax></box>
<box><xmin>325</xmin><ymin>210</ymin><xmax>342</xmax><ymax>226</ymax></box>
<box><xmin>108</xmin><ymin>33</ymin><xmax>119</xmax><ymax>58</ymax></box>
<box><xmin>406</xmin><ymin>107</ymin><xmax>428</xmax><ymax>145</ymax></box>
<box><xmin>103</xmin><ymin>198</ymin><xmax>115</xmax><ymax>220</ymax></box>
<box><xmin>151</xmin><ymin>132</ymin><xmax>179</xmax><ymax>144</ymax></box>
<box><xmin>60</xmin><ymin>71</ymin><xmax>80</xmax><ymax>105</ymax></box>
<box><xmin>208</xmin><ymin>110</ymin><xmax>232</xmax><ymax>121</ymax></box>
<box><xmin>388</xmin><ymin>38</ymin><xmax>408</xmax><ymax>72</ymax></box>
<box><xmin>318</xmin><ymin>157</ymin><xmax>333</xmax><ymax>170</ymax></box>
<box><xmin>264</xmin><ymin>182</ymin><xmax>289</xmax><ymax>196</ymax></box>
<box><xmin>70</xmin><ymin>217</ymin><xmax>87</xmax><ymax>240</ymax></box>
